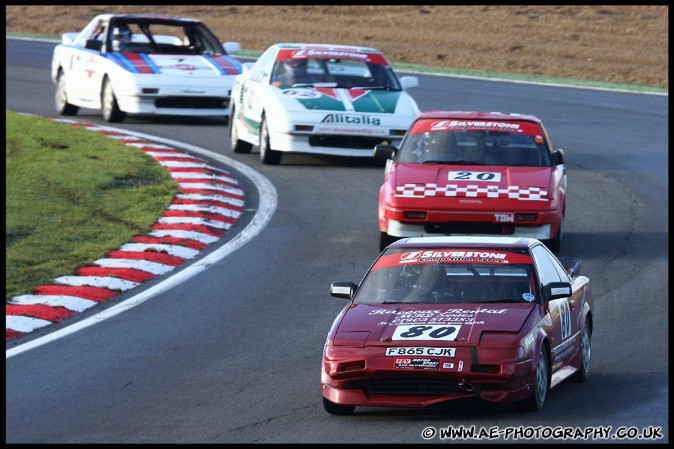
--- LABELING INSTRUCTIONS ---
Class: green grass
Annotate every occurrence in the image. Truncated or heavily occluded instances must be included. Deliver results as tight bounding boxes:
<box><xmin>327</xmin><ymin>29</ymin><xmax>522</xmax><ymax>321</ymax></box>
<box><xmin>5</xmin><ymin>111</ymin><xmax>179</xmax><ymax>301</ymax></box>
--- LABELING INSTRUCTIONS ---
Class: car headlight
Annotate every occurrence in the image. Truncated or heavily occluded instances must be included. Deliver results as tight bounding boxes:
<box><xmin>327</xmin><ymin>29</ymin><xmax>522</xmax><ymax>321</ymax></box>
<box><xmin>476</xmin><ymin>346</ymin><xmax>525</xmax><ymax>362</ymax></box>
<box><xmin>477</xmin><ymin>332</ymin><xmax>525</xmax><ymax>362</ymax></box>
<box><xmin>332</xmin><ymin>331</ymin><xmax>370</xmax><ymax>347</ymax></box>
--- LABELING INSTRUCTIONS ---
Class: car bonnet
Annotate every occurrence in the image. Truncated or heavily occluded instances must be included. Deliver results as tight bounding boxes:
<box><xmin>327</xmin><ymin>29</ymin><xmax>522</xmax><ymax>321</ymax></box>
<box><xmin>391</xmin><ymin>164</ymin><xmax>553</xmax><ymax>199</ymax></box>
<box><xmin>103</xmin><ymin>53</ymin><xmax>242</xmax><ymax>76</ymax></box>
<box><xmin>333</xmin><ymin>302</ymin><xmax>535</xmax><ymax>347</ymax></box>
<box><xmin>276</xmin><ymin>86</ymin><xmax>405</xmax><ymax>115</ymax></box>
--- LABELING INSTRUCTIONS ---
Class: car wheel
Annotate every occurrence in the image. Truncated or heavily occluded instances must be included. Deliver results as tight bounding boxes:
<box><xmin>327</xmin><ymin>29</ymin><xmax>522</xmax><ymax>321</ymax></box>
<box><xmin>379</xmin><ymin>232</ymin><xmax>399</xmax><ymax>252</ymax></box>
<box><xmin>55</xmin><ymin>70</ymin><xmax>79</xmax><ymax>116</ymax></box>
<box><xmin>322</xmin><ymin>397</ymin><xmax>355</xmax><ymax>415</ymax></box>
<box><xmin>570</xmin><ymin>318</ymin><xmax>591</xmax><ymax>382</ymax></box>
<box><xmin>102</xmin><ymin>78</ymin><xmax>126</xmax><ymax>123</ymax></box>
<box><xmin>259</xmin><ymin>116</ymin><xmax>282</xmax><ymax>165</ymax></box>
<box><xmin>230</xmin><ymin>107</ymin><xmax>252</xmax><ymax>153</ymax></box>
<box><xmin>519</xmin><ymin>346</ymin><xmax>549</xmax><ymax>412</ymax></box>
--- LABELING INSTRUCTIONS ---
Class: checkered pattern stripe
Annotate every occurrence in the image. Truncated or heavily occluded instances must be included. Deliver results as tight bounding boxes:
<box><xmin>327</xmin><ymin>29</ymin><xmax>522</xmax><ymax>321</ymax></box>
<box><xmin>395</xmin><ymin>183</ymin><xmax>549</xmax><ymax>201</ymax></box>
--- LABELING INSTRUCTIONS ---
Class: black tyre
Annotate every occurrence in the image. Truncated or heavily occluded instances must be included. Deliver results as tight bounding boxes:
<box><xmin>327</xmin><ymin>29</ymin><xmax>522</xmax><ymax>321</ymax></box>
<box><xmin>259</xmin><ymin>116</ymin><xmax>282</xmax><ymax>165</ymax></box>
<box><xmin>322</xmin><ymin>397</ymin><xmax>355</xmax><ymax>415</ymax></box>
<box><xmin>55</xmin><ymin>70</ymin><xmax>79</xmax><ymax>116</ymax></box>
<box><xmin>518</xmin><ymin>346</ymin><xmax>549</xmax><ymax>412</ymax></box>
<box><xmin>230</xmin><ymin>107</ymin><xmax>252</xmax><ymax>153</ymax></box>
<box><xmin>570</xmin><ymin>318</ymin><xmax>591</xmax><ymax>382</ymax></box>
<box><xmin>102</xmin><ymin>78</ymin><xmax>126</xmax><ymax>123</ymax></box>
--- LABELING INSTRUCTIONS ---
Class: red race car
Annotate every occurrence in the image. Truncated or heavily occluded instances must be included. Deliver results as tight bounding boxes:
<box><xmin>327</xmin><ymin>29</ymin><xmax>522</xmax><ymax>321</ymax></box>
<box><xmin>321</xmin><ymin>236</ymin><xmax>593</xmax><ymax>414</ymax></box>
<box><xmin>375</xmin><ymin>111</ymin><xmax>567</xmax><ymax>253</ymax></box>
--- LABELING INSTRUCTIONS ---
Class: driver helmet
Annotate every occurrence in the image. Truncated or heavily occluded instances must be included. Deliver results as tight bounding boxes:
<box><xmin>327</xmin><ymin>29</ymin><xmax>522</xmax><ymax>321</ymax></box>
<box><xmin>401</xmin><ymin>264</ymin><xmax>423</xmax><ymax>288</ymax></box>
<box><xmin>112</xmin><ymin>25</ymin><xmax>132</xmax><ymax>46</ymax></box>
<box><xmin>284</xmin><ymin>58</ymin><xmax>308</xmax><ymax>74</ymax></box>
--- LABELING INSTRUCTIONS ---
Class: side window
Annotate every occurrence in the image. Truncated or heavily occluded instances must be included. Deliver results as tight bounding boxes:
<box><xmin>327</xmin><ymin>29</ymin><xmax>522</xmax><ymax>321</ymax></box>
<box><xmin>547</xmin><ymin>249</ymin><xmax>572</xmax><ymax>283</ymax></box>
<box><xmin>536</xmin><ymin>124</ymin><xmax>555</xmax><ymax>166</ymax></box>
<box><xmin>369</xmin><ymin>63</ymin><xmax>400</xmax><ymax>89</ymax></box>
<box><xmin>533</xmin><ymin>243</ymin><xmax>571</xmax><ymax>283</ymax></box>
<box><xmin>74</xmin><ymin>18</ymin><xmax>104</xmax><ymax>48</ymax></box>
<box><xmin>251</xmin><ymin>47</ymin><xmax>277</xmax><ymax>82</ymax></box>
<box><xmin>91</xmin><ymin>23</ymin><xmax>106</xmax><ymax>41</ymax></box>
<box><xmin>531</xmin><ymin>244</ymin><xmax>563</xmax><ymax>288</ymax></box>
<box><xmin>80</xmin><ymin>21</ymin><xmax>106</xmax><ymax>52</ymax></box>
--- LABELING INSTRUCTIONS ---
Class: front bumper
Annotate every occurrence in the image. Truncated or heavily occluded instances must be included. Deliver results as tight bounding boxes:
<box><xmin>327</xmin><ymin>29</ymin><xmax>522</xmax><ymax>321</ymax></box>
<box><xmin>269</xmin><ymin>130</ymin><xmax>402</xmax><ymax>157</ymax></box>
<box><xmin>114</xmin><ymin>77</ymin><xmax>234</xmax><ymax>117</ymax></box>
<box><xmin>321</xmin><ymin>344</ymin><xmax>534</xmax><ymax>408</ymax></box>
<box><xmin>321</xmin><ymin>365</ymin><xmax>533</xmax><ymax>408</ymax></box>
<box><xmin>117</xmin><ymin>94</ymin><xmax>231</xmax><ymax>116</ymax></box>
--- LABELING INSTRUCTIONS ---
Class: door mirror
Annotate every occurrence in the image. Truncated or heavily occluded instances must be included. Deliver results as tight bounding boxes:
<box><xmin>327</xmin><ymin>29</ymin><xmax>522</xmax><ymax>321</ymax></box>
<box><xmin>330</xmin><ymin>282</ymin><xmax>357</xmax><ymax>300</ymax></box>
<box><xmin>223</xmin><ymin>41</ymin><xmax>241</xmax><ymax>54</ymax></box>
<box><xmin>374</xmin><ymin>144</ymin><xmax>398</xmax><ymax>160</ymax></box>
<box><xmin>249</xmin><ymin>69</ymin><xmax>265</xmax><ymax>82</ymax></box>
<box><xmin>543</xmin><ymin>281</ymin><xmax>572</xmax><ymax>301</ymax></box>
<box><xmin>399</xmin><ymin>76</ymin><xmax>419</xmax><ymax>90</ymax></box>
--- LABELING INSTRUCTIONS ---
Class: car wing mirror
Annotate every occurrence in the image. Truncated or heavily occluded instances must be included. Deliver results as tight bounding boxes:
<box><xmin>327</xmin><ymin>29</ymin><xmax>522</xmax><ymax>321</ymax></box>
<box><xmin>543</xmin><ymin>281</ymin><xmax>572</xmax><ymax>301</ymax></box>
<box><xmin>249</xmin><ymin>69</ymin><xmax>265</xmax><ymax>82</ymax></box>
<box><xmin>399</xmin><ymin>76</ymin><xmax>419</xmax><ymax>90</ymax></box>
<box><xmin>223</xmin><ymin>41</ymin><xmax>241</xmax><ymax>54</ymax></box>
<box><xmin>240</xmin><ymin>61</ymin><xmax>255</xmax><ymax>75</ymax></box>
<box><xmin>331</xmin><ymin>282</ymin><xmax>357</xmax><ymax>300</ymax></box>
<box><xmin>85</xmin><ymin>39</ymin><xmax>102</xmax><ymax>51</ymax></box>
<box><xmin>62</xmin><ymin>32</ymin><xmax>78</xmax><ymax>45</ymax></box>
<box><xmin>374</xmin><ymin>144</ymin><xmax>397</xmax><ymax>160</ymax></box>
<box><xmin>552</xmin><ymin>148</ymin><xmax>565</xmax><ymax>165</ymax></box>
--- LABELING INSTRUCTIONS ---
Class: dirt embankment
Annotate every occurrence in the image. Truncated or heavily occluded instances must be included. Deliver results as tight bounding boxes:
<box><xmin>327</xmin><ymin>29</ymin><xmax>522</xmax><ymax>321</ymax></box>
<box><xmin>5</xmin><ymin>5</ymin><xmax>668</xmax><ymax>88</ymax></box>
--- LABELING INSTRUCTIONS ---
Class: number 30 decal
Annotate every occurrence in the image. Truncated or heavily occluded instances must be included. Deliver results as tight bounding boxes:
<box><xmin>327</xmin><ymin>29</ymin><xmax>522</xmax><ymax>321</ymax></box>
<box><xmin>392</xmin><ymin>325</ymin><xmax>461</xmax><ymax>341</ymax></box>
<box><xmin>448</xmin><ymin>171</ymin><xmax>502</xmax><ymax>182</ymax></box>
<box><xmin>558</xmin><ymin>298</ymin><xmax>572</xmax><ymax>340</ymax></box>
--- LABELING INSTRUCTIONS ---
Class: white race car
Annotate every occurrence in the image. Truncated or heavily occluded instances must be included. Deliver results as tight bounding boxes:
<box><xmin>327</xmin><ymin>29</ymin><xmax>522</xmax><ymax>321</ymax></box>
<box><xmin>229</xmin><ymin>43</ymin><xmax>421</xmax><ymax>164</ymax></box>
<box><xmin>51</xmin><ymin>14</ymin><xmax>243</xmax><ymax>123</ymax></box>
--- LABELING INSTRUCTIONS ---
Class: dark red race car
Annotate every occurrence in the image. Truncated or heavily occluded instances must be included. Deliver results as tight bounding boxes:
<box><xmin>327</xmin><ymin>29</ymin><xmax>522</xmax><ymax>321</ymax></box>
<box><xmin>374</xmin><ymin>111</ymin><xmax>567</xmax><ymax>253</ymax></box>
<box><xmin>321</xmin><ymin>236</ymin><xmax>593</xmax><ymax>414</ymax></box>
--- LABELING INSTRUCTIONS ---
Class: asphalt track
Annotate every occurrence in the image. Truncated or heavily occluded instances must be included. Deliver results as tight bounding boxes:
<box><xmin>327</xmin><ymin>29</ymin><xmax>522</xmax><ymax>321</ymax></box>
<box><xmin>5</xmin><ymin>37</ymin><xmax>669</xmax><ymax>443</ymax></box>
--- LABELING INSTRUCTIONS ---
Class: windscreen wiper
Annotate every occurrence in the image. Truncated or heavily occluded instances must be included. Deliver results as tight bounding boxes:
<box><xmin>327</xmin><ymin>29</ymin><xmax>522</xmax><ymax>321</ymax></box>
<box><xmin>422</xmin><ymin>160</ymin><xmax>481</xmax><ymax>165</ymax></box>
<box><xmin>349</xmin><ymin>86</ymin><xmax>394</xmax><ymax>91</ymax></box>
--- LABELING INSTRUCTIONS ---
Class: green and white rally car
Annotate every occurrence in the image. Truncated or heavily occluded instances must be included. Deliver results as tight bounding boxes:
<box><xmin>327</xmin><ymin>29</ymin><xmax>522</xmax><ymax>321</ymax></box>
<box><xmin>229</xmin><ymin>43</ymin><xmax>420</xmax><ymax>164</ymax></box>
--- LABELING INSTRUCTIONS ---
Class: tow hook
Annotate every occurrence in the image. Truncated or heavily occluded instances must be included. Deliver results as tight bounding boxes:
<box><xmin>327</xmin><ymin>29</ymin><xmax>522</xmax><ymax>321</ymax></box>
<box><xmin>458</xmin><ymin>378</ymin><xmax>474</xmax><ymax>392</ymax></box>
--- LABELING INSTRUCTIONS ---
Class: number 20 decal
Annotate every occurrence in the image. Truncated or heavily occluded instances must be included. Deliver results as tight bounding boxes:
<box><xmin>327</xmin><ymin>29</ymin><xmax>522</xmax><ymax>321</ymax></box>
<box><xmin>448</xmin><ymin>171</ymin><xmax>502</xmax><ymax>182</ymax></box>
<box><xmin>392</xmin><ymin>325</ymin><xmax>461</xmax><ymax>341</ymax></box>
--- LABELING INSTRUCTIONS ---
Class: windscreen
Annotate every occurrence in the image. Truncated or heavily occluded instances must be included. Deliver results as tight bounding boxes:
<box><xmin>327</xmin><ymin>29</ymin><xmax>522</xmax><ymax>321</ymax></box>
<box><xmin>271</xmin><ymin>47</ymin><xmax>401</xmax><ymax>89</ymax></box>
<box><xmin>106</xmin><ymin>20</ymin><xmax>224</xmax><ymax>55</ymax></box>
<box><xmin>354</xmin><ymin>248</ymin><xmax>536</xmax><ymax>305</ymax></box>
<box><xmin>396</xmin><ymin>118</ymin><xmax>552</xmax><ymax>166</ymax></box>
